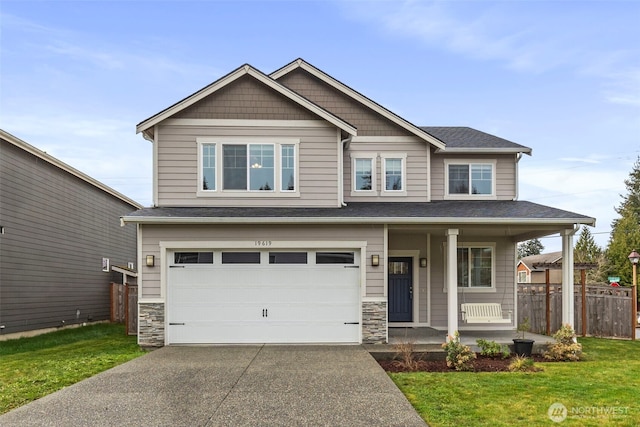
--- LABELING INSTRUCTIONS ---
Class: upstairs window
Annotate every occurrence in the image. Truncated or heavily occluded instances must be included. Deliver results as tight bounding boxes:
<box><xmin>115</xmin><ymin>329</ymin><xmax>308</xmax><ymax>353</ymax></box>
<box><xmin>381</xmin><ymin>153</ymin><xmax>407</xmax><ymax>196</ymax></box>
<box><xmin>445</xmin><ymin>160</ymin><xmax>495</xmax><ymax>198</ymax></box>
<box><xmin>198</xmin><ymin>138</ymin><xmax>298</xmax><ymax>196</ymax></box>
<box><xmin>351</xmin><ymin>153</ymin><xmax>377</xmax><ymax>195</ymax></box>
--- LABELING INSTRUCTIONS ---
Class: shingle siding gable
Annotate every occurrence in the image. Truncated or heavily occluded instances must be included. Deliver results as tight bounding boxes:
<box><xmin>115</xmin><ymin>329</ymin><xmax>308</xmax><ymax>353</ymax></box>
<box><xmin>276</xmin><ymin>68</ymin><xmax>413</xmax><ymax>136</ymax></box>
<box><xmin>174</xmin><ymin>74</ymin><xmax>318</xmax><ymax>121</ymax></box>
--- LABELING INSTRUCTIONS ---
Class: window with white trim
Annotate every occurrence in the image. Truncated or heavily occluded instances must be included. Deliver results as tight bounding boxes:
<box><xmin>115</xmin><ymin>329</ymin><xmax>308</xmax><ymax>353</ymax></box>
<box><xmin>381</xmin><ymin>153</ymin><xmax>407</xmax><ymax>196</ymax></box>
<box><xmin>457</xmin><ymin>245</ymin><xmax>494</xmax><ymax>288</ymax></box>
<box><xmin>350</xmin><ymin>153</ymin><xmax>377</xmax><ymax>195</ymax></box>
<box><xmin>517</xmin><ymin>270</ymin><xmax>528</xmax><ymax>283</ymax></box>
<box><xmin>198</xmin><ymin>138</ymin><xmax>298</xmax><ymax>196</ymax></box>
<box><xmin>444</xmin><ymin>160</ymin><xmax>496</xmax><ymax>198</ymax></box>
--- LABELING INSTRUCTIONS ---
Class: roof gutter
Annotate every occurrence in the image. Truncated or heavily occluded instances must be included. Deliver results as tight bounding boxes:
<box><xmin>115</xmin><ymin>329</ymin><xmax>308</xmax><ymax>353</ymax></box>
<box><xmin>121</xmin><ymin>215</ymin><xmax>596</xmax><ymax>227</ymax></box>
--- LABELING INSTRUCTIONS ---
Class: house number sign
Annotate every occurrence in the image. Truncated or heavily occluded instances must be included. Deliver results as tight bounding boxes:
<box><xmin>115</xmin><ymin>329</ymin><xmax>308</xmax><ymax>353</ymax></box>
<box><xmin>255</xmin><ymin>240</ymin><xmax>272</xmax><ymax>247</ymax></box>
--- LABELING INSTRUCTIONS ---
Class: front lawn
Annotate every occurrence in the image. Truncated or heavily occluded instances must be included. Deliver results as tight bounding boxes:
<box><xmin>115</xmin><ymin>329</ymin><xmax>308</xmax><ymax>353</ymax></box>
<box><xmin>0</xmin><ymin>323</ymin><xmax>145</xmax><ymax>415</ymax></box>
<box><xmin>390</xmin><ymin>338</ymin><xmax>640</xmax><ymax>426</ymax></box>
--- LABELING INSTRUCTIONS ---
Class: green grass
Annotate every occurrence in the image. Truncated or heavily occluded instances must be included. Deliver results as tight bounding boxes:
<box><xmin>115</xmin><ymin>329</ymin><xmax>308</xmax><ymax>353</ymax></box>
<box><xmin>390</xmin><ymin>338</ymin><xmax>640</xmax><ymax>427</ymax></box>
<box><xmin>0</xmin><ymin>323</ymin><xmax>146</xmax><ymax>415</ymax></box>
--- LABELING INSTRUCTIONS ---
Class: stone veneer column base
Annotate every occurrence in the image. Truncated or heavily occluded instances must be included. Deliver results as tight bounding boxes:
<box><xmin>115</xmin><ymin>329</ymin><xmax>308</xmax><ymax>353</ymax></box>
<box><xmin>138</xmin><ymin>302</ymin><xmax>165</xmax><ymax>347</ymax></box>
<box><xmin>362</xmin><ymin>301</ymin><xmax>387</xmax><ymax>344</ymax></box>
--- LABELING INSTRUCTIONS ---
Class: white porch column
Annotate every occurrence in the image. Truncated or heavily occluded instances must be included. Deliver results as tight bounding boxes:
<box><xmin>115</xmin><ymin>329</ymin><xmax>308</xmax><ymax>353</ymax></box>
<box><xmin>561</xmin><ymin>228</ymin><xmax>577</xmax><ymax>328</ymax></box>
<box><xmin>446</xmin><ymin>229</ymin><xmax>459</xmax><ymax>340</ymax></box>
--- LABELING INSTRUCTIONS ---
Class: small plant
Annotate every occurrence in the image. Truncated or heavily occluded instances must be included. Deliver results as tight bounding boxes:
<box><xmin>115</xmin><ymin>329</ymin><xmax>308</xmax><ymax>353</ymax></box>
<box><xmin>476</xmin><ymin>339</ymin><xmax>510</xmax><ymax>359</ymax></box>
<box><xmin>393</xmin><ymin>340</ymin><xmax>419</xmax><ymax>371</ymax></box>
<box><xmin>544</xmin><ymin>324</ymin><xmax>582</xmax><ymax>361</ymax></box>
<box><xmin>508</xmin><ymin>355</ymin><xmax>543</xmax><ymax>372</ymax></box>
<box><xmin>442</xmin><ymin>331</ymin><xmax>476</xmax><ymax>371</ymax></box>
<box><xmin>516</xmin><ymin>317</ymin><xmax>531</xmax><ymax>339</ymax></box>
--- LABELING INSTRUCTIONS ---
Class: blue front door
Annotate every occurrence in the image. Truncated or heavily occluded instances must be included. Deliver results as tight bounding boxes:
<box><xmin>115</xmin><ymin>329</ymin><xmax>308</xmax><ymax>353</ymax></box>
<box><xmin>388</xmin><ymin>257</ymin><xmax>412</xmax><ymax>322</ymax></box>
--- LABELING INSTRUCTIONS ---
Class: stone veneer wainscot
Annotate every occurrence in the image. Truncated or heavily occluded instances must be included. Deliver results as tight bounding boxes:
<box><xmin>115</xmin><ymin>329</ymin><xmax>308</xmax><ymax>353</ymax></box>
<box><xmin>138</xmin><ymin>302</ymin><xmax>165</xmax><ymax>347</ymax></box>
<box><xmin>362</xmin><ymin>301</ymin><xmax>387</xmax><ymax>344</ymax></box>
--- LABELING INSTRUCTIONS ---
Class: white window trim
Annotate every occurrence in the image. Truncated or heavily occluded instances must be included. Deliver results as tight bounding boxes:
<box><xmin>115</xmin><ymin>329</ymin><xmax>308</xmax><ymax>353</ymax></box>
<box><xmin>196</xmin><ymin>137</ymin><xmax>300</xmax><ymax>198</ymax></box>
<box><xmin>380</xmin><ymin>152</ymin><xmax>407</xmax><ymax>197</ymax></box>
<box><xmin>350</xmin><ymin>152</ymin><xmax>378</xmax><ymax>196</ymax></box>
<box><xmin>444</xmin><ymin>159</ymin><xmax>497</xmax><ymax>200</ymax></box>
<box><xmin>443</xmin><ymin>242</ymin><xmax>497</xmax><ymax>293</ymax></box>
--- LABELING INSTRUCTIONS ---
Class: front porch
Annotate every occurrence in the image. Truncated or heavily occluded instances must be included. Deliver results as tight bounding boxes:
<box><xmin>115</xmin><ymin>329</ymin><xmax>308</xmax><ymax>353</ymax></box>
<box><xmin>364</xmin><ymin>327</ymin><xmax>554</xmax><ymax>360</ymax></box>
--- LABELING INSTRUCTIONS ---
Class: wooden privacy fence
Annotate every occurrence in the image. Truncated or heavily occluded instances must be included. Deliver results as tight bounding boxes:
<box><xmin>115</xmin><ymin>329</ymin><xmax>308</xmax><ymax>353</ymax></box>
<box><xmin>110</xmin><ymin>283</ymin><xmax>138</xmax><ymax>335</ymax></box>
<box><xmin>518</xmin><ymin>283</ymin><xmax>635</xmax><ymax>338</ymax></box>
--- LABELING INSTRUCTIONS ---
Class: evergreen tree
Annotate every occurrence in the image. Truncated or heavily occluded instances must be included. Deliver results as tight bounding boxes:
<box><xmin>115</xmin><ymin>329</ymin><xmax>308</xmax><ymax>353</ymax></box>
<box><xmin>517</xmin><ymin>238</ymin><xmax>544</xmax><ymax>259</ymax></box>
<box><xmin>574</xmin><ymin>226</ymin><xmax>602</xmax><ymax>283</ymax></box>
<box><xmin>574</xmin><ymin>226</ymin><xmax>602</xmax><ymax>263</ymax></box>
<box><xmin>601</xmin><ymin>156</ymin><xmax>640</xmax><ymax>285</ymax></box>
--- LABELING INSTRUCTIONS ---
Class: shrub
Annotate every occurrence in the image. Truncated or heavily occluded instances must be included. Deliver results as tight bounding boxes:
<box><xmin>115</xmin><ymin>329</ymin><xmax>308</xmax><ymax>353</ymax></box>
<box><xmin>544</xmin><ymin>324</ymin><xmax>582</xmax><ymax>361</ymax></box>
<box><xmin>442</xmin><ymin>331</ymin><xmax>476</xmax><ymax>371</ymax></box>
<box><xmin>476</xmin><ymin>339</ymin><xmax>510</xmax><ymax>359</ymax></box>
<box><xmin>393</xmin><ymin>340</ymin><xmax>419</xmax><ymax>371</ymax></box>
<box><xmin>508</xmin><ymin>356</ymin><xmax>543</xmax><ymax>372</ymax></box>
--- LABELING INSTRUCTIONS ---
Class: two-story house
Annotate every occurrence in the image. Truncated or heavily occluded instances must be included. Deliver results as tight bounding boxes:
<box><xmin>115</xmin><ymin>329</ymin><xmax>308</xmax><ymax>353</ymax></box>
<box><xmin>122</xmin><ymin>59</ymin><xmax>595</xmax><ymax>347</ymax></box>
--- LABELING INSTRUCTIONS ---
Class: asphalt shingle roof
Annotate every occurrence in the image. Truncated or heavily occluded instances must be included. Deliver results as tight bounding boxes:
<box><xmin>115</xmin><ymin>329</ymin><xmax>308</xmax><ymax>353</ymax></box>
<box><xmin>124</xmin><ymin>201</ymin><xmax>593</xmax><ymax>223</ymax></box>
<box><xmin>420</xmin><ymin>127</ymin><xmax>532</xmax><ymax>152</ymax></box>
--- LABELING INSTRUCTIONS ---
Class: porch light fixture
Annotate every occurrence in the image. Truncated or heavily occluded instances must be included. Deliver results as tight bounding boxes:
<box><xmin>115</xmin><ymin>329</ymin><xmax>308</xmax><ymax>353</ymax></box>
<box><xmin>146</xmin><ymin>255</ymin><xmax>155</xmax><ymax>267</ymax></box>
<box><xmin>371</xmin><ymin>254</ymin><xmax>380</xmax><ymax>267</ymax></box>
<box><xmin>420</xmin><ymin>258</ymin><xmax>427</xmax><ymax>268</ymax></box>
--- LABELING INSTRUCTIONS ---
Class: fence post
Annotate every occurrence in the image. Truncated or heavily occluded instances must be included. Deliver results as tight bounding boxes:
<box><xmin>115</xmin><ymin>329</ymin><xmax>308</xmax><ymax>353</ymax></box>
<box><xmin>581</xmin><ymin>270</ymin><xmax>587</xmax><ymax>337</ymax></box>
<box><xmin>545</xmin><ymin>270</ymin><xmax>551</xmax><ymax>336</ymax></box>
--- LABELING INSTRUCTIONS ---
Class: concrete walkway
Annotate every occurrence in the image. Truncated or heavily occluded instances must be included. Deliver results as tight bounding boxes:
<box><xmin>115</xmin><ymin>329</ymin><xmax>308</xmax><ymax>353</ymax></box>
<box><xmin>0</xmin><ymin>345</ymin><xmax>426</xmax><ymax>427</ymax></box>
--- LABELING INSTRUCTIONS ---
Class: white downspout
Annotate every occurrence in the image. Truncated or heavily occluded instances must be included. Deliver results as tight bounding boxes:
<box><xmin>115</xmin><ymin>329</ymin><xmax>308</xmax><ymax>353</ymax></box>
<box><xmin>340</xmin><ymin>135</ymin><xmax>352</xmax><ymax>207</ymax></box>
<box><xmin>513</xmin><ymin>152</ymin><xmax>522</xmax><ymax>201</ymax></box>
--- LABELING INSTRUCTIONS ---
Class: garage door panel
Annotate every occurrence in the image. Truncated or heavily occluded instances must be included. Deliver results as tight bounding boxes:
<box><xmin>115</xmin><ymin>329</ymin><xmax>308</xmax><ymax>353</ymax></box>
<box><xmin>167</xmin><ymin>250</ymin><xmax>361</xmax><ymax>344</ymax></box>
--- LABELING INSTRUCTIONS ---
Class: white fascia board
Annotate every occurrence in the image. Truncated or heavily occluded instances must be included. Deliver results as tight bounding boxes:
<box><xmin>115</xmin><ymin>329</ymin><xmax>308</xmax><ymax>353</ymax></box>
<box><xmin>271</xmin><ymin>60</ymin><xmax>446</xmax><ymax>150</ymax></box>
<box><xmin>434</xmin><ymin>147</ymin><xmax>533</xmax><ymax>155</ymax></box>
<box><xmin>162</xmin><ymin>119</ymin><xmax>333</xmax><ymax>128</ymax></box>
<box><xmin>136</xmin><ymin>65</ymin><xmax>357</xmax><ymax>137</ymax></box>
<box><xmin>122</xmin><ymin>215</ymin><xmax>596</xmax><ymax>226</ymax></box>
<box><xmin>1</xmin><ymin>129</ymin><xmax>143</xmax><ymax>209</ymax></box>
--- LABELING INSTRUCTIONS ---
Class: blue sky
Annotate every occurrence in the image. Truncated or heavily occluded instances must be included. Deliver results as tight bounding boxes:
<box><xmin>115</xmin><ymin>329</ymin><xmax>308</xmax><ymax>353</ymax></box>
<box><xmin>1</xmin><ymin>0</ymin><xmax>639</xmax><ymax>251</ymax></box>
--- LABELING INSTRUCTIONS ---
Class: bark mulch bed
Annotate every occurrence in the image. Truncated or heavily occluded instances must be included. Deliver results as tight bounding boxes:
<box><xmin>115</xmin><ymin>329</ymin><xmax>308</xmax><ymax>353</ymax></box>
<box><xmin>379</xmin><ymin>354</ymin><xmax>548</xmax><ymax>373</ymax></box>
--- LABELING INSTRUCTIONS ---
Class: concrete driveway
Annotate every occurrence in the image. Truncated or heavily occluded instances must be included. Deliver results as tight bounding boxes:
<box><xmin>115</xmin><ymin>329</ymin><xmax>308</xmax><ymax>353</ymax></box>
<box><xmin>0</xmin><ymin>345</ymin><xmax>426</xmax><ymax>427</ymax></box>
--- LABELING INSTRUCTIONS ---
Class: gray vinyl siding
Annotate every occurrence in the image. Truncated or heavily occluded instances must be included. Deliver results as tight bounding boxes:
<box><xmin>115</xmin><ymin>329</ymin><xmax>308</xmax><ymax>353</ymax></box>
<box><xmin>156</xmin><ymin>124</ymin><xmax>340</xmax><ymax>207</ymax></box>
<box><xmin>276</xmin><ymin>69</ymin><xmax>414</xmax><ymax>137</ymax></box>
<box><xmin>430</xmin><ymin>152</ymin><xmax>517</xmax><ymax>200</ymax></box>
<box><xmin>139</xmin><ymin>224</ymin><xmax>384</xmax><ymax>299</ymax></box>
<box><xmin>428</xmin><ymin>235</ymin><xmax>516</xmax><ymax>328</ymax></box>
<box><xmin>0</xmin><ymin>139</ymin><xmax>138</xmax><ymax>334</ymax></box>
<box><xmin>344</xmin><ymin>140</ymin><xmax>429</xmax><ymax>203</ymax></box>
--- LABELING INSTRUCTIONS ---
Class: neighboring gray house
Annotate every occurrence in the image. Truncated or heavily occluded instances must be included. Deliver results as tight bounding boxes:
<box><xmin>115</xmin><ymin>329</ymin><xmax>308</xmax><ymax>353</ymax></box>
<box><xmin>122</xmin><ymin>59</ymin><xmax>595</xmax><ymax>347</ymax></box>
<box><xmin>0</xmin><ymin>129</ymin><xmax>142</xmax><ymax>335</ymax></box>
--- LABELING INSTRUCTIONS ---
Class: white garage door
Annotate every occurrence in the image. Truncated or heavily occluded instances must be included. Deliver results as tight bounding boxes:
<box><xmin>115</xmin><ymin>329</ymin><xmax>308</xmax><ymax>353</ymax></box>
<box><xmin>167</xmin><ymin>250</ymin><xmax>361</xmax><ymax>344</ymax></box>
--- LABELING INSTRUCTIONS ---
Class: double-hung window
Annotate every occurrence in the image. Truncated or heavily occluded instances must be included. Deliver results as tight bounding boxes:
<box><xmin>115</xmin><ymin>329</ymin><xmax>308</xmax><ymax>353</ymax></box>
<box><xmin>198</xmin><ymin>138</ymin><xmax>298</xmax><ymax>196</ymax></box>
<box><xmin>381</xmin><ymin>153</ymin><xmax>407</xmax><ymax>196</ymax></box>
<box><xmin>351</xmin><ymin>153</ymin><xmax>377</xmax><ymax>196</ymax></box>
<box><xmin>445</xmin><ymin>160</ymin><xmax>496</xmax><ymax>199</ymax></box>
<box><xmin>457</xmin><ymin>245</ymin><xmax>494</xmax><ymax>288</ymax></box>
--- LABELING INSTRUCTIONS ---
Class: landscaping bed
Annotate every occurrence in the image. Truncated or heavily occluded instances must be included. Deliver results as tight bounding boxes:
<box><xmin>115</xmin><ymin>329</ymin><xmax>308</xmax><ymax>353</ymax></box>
<box><xmin>379</xmin><ymin>354</ymin><xmax>548</xmax><ymax>373</ymax></box>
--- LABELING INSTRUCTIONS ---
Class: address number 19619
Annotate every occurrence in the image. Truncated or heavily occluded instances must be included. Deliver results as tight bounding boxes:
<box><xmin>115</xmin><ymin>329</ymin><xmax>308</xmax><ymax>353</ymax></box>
<box><xmin>255</xmin><ymin>240</ymin><xmax>272</xmax><ymax>247</ymax></box>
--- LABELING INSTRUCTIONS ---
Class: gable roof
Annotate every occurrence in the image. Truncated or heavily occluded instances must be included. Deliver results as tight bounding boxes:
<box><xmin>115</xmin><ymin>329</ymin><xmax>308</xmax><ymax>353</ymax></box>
<box><xmin>423</xmin><ymin>127</ymin><xmax>532</xmax><ymax>154</ymax></box>
<box><xmin>1</xmin><ymin>129</ymin><xmax>142</xmax><ymax>209</ymax></box>
<box><xmin>271</xmin><ymin>58</ymin><xmax>446</xmax><ymax>150</ymax></box>
<box><xmin>518</xmin><ymin>251</ymin><xmax>563</xmax><ymax>271</ymax></box>
<box><xmin>136</xmin><ymin>63</ymin><xmax>357</xmax><ymax>140</ymax></box>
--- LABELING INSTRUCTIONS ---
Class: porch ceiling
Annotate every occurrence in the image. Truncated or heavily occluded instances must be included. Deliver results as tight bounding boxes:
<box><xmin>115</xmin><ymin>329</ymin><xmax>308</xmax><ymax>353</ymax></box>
<box><xmin>388</xmin><ymin>223</ymin><xmax>574</xmax><ymax>242</ymax></box>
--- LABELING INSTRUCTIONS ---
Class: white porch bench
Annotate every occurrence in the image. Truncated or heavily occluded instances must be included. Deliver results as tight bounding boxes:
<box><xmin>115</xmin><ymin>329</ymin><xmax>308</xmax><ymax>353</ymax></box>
<box><xmin>461</xmin><ymin>303</ymin><xmax>512</xmax><ymax>324</ymax></box>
